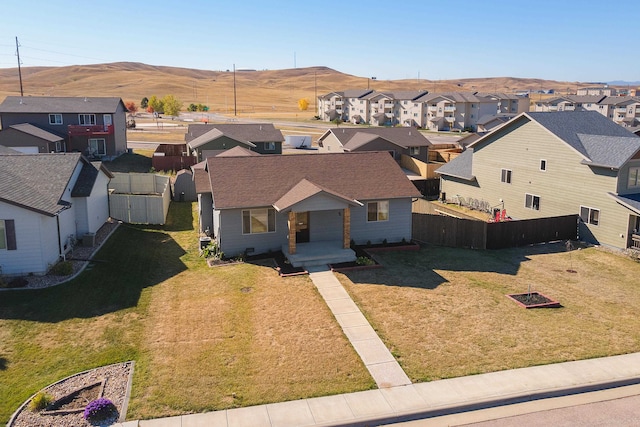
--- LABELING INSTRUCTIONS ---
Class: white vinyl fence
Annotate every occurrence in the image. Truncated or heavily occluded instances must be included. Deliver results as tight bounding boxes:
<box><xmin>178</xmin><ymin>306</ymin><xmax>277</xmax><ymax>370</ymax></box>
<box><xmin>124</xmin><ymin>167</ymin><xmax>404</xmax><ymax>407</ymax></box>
<box><xmin>109</xmin><ymin>173</ymin><xmax>171</xmax><ymax>224</ymax></box>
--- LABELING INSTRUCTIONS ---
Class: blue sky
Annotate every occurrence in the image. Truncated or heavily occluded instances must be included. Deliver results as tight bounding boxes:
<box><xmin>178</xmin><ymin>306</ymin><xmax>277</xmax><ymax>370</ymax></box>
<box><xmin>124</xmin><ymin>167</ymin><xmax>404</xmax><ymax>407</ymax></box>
<box><xmin>0</xmin><ymin>0</ymin><xmax>637</xmax><ymax>82</ymax></box>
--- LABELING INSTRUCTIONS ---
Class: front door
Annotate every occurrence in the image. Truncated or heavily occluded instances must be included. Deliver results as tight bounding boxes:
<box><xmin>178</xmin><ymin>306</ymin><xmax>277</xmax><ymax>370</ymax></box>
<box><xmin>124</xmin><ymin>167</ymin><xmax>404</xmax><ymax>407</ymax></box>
<box><xmin>295</xmin><ymin>211</ymin><xmax>310</xmax><ymax>243</ymax></box>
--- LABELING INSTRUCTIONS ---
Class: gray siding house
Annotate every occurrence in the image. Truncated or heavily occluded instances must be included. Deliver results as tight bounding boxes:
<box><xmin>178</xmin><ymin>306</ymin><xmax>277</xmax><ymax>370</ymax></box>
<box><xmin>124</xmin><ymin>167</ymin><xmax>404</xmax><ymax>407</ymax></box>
<box><xmin>0</xmin><ymin>96</ymin><xmax>127</xmax><ymax>158</ymax></box>
<box><xmin>437</xmin><ymin>111</ymin><xmax>640</xmax><ymax>250</ymax></box>
<box><xmin>194</xmin><ymin>152</ymin><xmax>421</xmax><ymax>266</ymax></box>
<box><xmin>185</xmin><ymin>123</ymin><xmax>284</xmax><ymax>160</ymax></box>
<box><xmin>0</xmin><ymin>152</ymin><xmax>113</xmax><ymax>275</ymax></box>
<box><xmin>318</xmin><ymin>126</ymin><xmax>432</xmax><ymax>163</ymax></box>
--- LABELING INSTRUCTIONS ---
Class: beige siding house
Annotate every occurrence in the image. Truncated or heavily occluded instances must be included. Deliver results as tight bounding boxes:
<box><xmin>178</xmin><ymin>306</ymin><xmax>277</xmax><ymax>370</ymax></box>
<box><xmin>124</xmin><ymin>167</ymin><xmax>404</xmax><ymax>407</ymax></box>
<box><xmin>437</xmin><ymin>111</ymin><xmax>640</xmax><ymax>250</ymax></box>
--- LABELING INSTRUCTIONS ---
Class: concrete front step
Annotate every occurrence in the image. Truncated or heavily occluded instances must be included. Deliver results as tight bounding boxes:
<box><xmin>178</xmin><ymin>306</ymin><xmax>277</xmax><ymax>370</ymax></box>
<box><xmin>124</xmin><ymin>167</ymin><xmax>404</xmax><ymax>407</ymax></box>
<box><xmin>283</xmin><ymin>242</ymin><xmax>356</xmax><ymax>268</ymax></box>
<box><xmin>299</xmin><ymin>254</ymin><xmax>356</xmax><ymax>268</ymax></box>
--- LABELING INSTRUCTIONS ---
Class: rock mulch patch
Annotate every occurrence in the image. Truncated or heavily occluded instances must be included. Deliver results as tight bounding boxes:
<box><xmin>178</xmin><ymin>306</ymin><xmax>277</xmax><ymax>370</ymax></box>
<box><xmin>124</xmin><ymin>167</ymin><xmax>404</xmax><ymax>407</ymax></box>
<box><xmin>0</xmin><ymin>220</ymin><xmax>119</xmax><ymax>290</ymax></box>
<box><xmin>9</xmin><ymin>361</ymin><xmax>133</xmax><ymax>427</ymax></box>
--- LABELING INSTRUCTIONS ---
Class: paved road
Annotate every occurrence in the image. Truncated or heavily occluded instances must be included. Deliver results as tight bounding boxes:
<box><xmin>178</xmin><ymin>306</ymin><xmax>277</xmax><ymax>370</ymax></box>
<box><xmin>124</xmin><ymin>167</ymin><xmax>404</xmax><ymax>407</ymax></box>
<box><xmin>395</xmin><ymin>384</ymin><xmax>640</xmax><ymax>426</ymax></box>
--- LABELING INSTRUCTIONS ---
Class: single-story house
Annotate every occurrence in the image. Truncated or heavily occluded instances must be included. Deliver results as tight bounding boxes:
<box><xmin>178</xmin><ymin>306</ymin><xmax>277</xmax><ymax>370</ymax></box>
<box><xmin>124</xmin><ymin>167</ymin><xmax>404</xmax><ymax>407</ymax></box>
<box><xmin>318</xmin><ymin>126</ymin><xmax>431</xmax><ymax>163</ymax></box>
<box><xmin>437</xmin><ymin>111</ymin><xmax>640</xmax><ymax>250</ymax></box>
<box><xmin>0</xmin><ymin>152</ymin><xmax>113</xmax><ymax>275</ymax></box>
<box><xmin>194</xmin><ymin>151</ymin><xmax>421</xmax><ymax>267</ymax></box>
<box><xmin>185</xmin><ymin>123</ymin><xmax>284</xmax><ymax>160</ymax></box>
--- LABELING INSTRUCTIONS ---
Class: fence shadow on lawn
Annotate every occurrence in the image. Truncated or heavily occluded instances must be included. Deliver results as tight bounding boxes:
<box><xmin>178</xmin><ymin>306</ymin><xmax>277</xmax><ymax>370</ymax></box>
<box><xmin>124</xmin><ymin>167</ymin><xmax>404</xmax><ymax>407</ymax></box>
<box><xmin>0</xmin><ymin>207</ymin><xmax>189</xmax><ymax>323</ymax></box>
<box><xmin>342</xmin><ymin>241</ymin><xmax>572</xmax><ymax>289</ymax></box>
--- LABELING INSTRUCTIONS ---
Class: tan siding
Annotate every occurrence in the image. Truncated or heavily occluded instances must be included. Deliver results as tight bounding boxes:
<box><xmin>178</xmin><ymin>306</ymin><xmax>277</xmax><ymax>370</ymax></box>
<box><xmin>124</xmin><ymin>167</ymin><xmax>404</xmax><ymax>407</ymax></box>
<box><xmin>442</xmin><ymin>118</ymin><xmax>635</xmax><ymax>249</ymax></box>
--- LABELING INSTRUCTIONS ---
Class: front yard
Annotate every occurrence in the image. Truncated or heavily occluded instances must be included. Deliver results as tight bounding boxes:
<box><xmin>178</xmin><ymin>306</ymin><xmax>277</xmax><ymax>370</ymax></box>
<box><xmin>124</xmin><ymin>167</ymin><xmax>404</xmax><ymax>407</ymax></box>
<box><xmin>0</xmin><ymin>203</ymin><xmax>374</xmax><ymax>423</ymax></box>
<box><xmin>2</xmin><ymin>202</ymin><xmax>640</xmax><ymax>423</ymax></box>
<box><xmin>337</xmin><ymin>244</ymin><xmax>640</xmax><ymax>382</ymax></box>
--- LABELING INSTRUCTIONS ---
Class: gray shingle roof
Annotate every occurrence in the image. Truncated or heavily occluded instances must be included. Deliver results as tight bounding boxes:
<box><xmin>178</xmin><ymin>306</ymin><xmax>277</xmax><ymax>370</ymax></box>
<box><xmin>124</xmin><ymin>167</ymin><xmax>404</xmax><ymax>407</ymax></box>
<box><xmin>0</xmin><ymin>153</ymin><xmax>81</xmax><ymax>215</ymax></box>
<box><xmin>577</xmin><ymin>134</ymin><xmax>640</xmax><ymax>169</ymax></box>
<box><xmin>608</xmin><ymin>192</ymin><xmax>640</xmax><ymax>216</ymax></box>
<box><xmin>526</xmin><ymin>111</ymin><xmax>639</xmax><ymax>167</ymax></box>
<box><xmin>0</xmin><ymin>96</ymin><xmax>124</xmax><ymax>113</ymax></box>
<box><xmin>435</xmin><ymin>148</ymin><xmax>475</xmax><ymax>181</ymax></box>
<box><xmin>9</xmin><ymin>123</ymin><xmax>64</xmax><ymax>142</ymax></box>
<box><xmin>323</xmin><ymin>127</ymin><xmax>432</xmax><ymax>148</ymax></box>
<box><xmin>185</xmin><ymin>123</ymin><xmax>284</xmax><ymax>145</ymax></box>
<box><xmin>204</xmin><ymin>152</ymin><xmax>421</xmax><ymax>209</ymax></box>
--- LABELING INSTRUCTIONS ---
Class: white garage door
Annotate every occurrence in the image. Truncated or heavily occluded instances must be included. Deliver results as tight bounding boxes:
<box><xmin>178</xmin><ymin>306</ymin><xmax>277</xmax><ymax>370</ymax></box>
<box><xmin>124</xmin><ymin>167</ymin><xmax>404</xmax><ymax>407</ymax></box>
<box><xmin>14</xmin><ymin>146</ymin><xmax>39</xmax><ymax>154</ymax></box>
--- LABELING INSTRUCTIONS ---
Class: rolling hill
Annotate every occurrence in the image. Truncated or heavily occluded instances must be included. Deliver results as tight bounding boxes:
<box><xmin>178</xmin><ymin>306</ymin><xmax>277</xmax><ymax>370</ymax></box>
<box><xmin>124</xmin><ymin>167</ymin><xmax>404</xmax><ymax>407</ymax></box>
<box><xmin>0</xmin><ymin>62</ymin><xmax>620</xmax><ymax>115</ymax></box>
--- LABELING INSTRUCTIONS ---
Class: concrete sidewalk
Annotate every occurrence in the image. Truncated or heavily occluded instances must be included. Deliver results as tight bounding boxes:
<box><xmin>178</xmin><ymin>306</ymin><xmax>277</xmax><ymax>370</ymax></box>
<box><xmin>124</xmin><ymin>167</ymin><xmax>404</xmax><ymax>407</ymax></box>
<box><xmin>116</xmin><ymin>352</ymin><xmax>640</xmax><ymax>427</ymax></box>
<box><xmin>307</xmin><ymin>266</ymin><xmax>411</xmax><ymax>388</ymax></box>
<box><xmin>114</xmin><ymin>269</ymin><xmax>640</xmax><ymax>426</ymax></box>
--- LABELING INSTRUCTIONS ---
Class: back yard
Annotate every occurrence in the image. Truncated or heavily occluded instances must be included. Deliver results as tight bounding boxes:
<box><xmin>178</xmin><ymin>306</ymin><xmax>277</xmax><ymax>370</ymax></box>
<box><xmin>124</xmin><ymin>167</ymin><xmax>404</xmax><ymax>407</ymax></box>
<box><xmin>2</xmin><ymin>203</ymin><xmax>640</xmax><ymax>423</ymax></box>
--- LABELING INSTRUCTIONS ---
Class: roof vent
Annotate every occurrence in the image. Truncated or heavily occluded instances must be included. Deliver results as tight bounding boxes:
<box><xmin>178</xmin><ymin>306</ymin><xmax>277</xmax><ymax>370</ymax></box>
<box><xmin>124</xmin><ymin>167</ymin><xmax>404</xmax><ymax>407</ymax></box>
<box><xmin>84</xmin><ymin>97</ymin><xmax>88</xmax><ymax>102</ymax></box>
<box><xmin>19</xmin><ymin>98</ymin><xmax>23</xmax><ymax>104</ymax></box>
<box><xmin>260</xmin><ymin>125</ymin><xmax>262</xmax><ymax>131</ymax></box>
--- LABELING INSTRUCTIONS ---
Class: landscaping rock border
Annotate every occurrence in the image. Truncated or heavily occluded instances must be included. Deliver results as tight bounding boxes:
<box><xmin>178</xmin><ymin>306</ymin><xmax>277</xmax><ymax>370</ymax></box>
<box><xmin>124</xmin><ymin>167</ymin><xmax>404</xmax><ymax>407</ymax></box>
<box><xmin>8</xmin><ymin>361</ymin><xmax>134</xmax><ymax>427</ymax></box>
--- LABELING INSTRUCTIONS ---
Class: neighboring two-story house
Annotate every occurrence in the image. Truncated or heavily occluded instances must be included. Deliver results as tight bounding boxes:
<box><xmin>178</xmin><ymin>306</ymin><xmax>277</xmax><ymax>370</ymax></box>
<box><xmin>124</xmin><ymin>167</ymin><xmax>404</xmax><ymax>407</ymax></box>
<box><xmin>185</xmin><ymin>123</ymin><xmax>285</xmax><ymax>161</ymax></box>
<box><xmin>437</xmin><ymin>111</ymin><xmax>640</xmax><ymax>250</ymax></box>
<box><xmin>0</xmin><ymin>96</ymin><xmax>127</xmax><ymax>158</ymax></box>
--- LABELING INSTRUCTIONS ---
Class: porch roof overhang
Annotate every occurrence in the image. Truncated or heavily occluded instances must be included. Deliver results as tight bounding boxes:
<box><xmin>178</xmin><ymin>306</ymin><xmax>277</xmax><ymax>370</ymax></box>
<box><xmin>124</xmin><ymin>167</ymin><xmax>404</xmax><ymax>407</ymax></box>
<box><xmin>607</xmin><ymin>192</ymin><xmax>640</xmax><ymax>216</ymax></box>
<box><xmin>273</xmin><ymin>178</ymin><xmax>363</xmax><ymax>213</ymax></box>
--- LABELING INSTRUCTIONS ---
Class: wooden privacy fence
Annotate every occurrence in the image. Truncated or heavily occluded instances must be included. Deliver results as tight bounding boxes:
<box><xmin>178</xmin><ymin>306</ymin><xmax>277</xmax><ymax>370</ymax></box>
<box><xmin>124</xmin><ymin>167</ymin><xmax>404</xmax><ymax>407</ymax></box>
<box><xmin>412</xmin><ymin>213</ymin><xmax>578</xmax><ymax>249</ymax></box>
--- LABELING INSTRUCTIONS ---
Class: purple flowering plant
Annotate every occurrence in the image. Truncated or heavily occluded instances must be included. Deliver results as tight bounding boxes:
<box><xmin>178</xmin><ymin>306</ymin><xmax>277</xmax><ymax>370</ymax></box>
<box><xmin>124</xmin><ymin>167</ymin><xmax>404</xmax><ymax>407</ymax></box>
<box><xmin>83</xmin><ymin>398</ymin><xmax>116</xmax><ymax>423</ymax></box>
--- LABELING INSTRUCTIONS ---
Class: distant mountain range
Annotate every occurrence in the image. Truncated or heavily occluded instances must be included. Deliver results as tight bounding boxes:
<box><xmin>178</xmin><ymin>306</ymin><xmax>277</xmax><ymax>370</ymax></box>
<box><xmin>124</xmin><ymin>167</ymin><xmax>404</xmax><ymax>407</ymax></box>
<box><xmin>607</xmin><ymin>81</ymin><xmax>640</xmax><ymax>86</ymax></box>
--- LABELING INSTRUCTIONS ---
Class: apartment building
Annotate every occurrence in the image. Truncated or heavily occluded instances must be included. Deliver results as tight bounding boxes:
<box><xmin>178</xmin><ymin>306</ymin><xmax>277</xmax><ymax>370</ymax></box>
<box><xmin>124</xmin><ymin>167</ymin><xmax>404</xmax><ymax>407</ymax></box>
<box><xmin>319</xmin><ymin>90</ymin><xmax>529</xmax><ymax>131</ymax></box>
<box><xmin>534</xmin><ymin>95</ymin><xmax>640</xmax><ymax>127</ymax></box>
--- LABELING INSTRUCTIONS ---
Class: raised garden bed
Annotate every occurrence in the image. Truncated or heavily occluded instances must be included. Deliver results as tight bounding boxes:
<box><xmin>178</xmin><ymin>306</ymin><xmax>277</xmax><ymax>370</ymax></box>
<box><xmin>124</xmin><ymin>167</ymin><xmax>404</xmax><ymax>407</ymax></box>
<box><xmin>506</xmin><ymin>292</ymin><xmax>561</xmax><ymax>309</ymax></box>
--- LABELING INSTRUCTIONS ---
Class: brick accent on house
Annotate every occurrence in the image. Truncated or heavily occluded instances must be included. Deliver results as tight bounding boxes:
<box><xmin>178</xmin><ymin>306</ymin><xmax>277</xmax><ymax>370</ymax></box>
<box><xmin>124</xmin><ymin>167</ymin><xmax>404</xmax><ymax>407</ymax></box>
<box><xmin>288</xmin><ymin>211</ymin><xmax>296</xmax><ymax>254</ymax></box>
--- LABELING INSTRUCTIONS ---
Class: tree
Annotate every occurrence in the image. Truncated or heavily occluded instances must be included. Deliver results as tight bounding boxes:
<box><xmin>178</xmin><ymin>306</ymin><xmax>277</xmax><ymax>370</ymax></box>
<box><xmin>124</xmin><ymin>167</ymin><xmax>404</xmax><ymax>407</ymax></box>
<box><xmin>148</xmin><ymin>95</ymin><xmax>163</xmax><ymax>114</ymax></box>
<box><xmin>140</xmin><ymin>97</ymin><xmax>149</xmax><ymax>109</ymax></box>
<box><xmin>333</xmin><ymin>117</ymin><xmax>343</xmax><ymax>127</ymax></box>
<box><xmin>187</xmin><ymin>103</ymin><xmax>198</xmax><ymax>112</ymax></box>
<box><xmin>162</xmin><ymin>95</ymin><xmax>182</xmax><ymax>117</ymax></box>
<box><xmin>124</xmin><ymin>101</ymin><xmax>138</xmax><ymax>114</ymax></box>
<box><xmin>298</xmin><ymin>98</ymin><xmax>309</xmax><ymax>111</ymax></box>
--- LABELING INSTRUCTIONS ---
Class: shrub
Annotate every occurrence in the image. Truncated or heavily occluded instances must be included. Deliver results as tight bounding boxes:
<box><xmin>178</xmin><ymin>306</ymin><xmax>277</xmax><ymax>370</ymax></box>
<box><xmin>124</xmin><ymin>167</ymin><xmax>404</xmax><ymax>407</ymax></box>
<box><xmin>28</xmin><ymin>392</ymin><xmax>53</xmax><ymax>412</ymax></box>
<box><xmin>83</xmin><ymin>398</ymin><xmax>116</xmax><ymax>423</ymax></box>
<box><xmin>356</xmin><ymin>256</ymin><xmax>375</xmax><ymax>266</ymax></box>
<box><xmin>50</xmin><ymin>261</ymin><xmax>73</xmax><ymax>276</ymax></box>
<box><xmin>201</xmin><ymin>243</ymin><xmax>223</xmax><ymax>260</ymax></box>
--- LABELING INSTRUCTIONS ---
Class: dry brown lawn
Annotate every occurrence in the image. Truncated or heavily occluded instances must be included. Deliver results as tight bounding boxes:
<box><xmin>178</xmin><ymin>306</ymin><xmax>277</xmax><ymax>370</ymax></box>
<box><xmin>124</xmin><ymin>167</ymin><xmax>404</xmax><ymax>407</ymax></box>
<box><xmin>337</xmin><ymin>244</ymin><xmax>640</xmax><ymax>382</ymax></box>
<box><xmin>129</xmin><ymin>262</ymin><xmax>374</xmax><ymax>419</ymax></box>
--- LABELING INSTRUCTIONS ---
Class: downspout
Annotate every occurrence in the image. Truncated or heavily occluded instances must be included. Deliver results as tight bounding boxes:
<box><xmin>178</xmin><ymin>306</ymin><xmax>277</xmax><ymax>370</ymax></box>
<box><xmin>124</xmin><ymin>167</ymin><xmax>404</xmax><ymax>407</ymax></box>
<box><xmin>56</xmin><ymin>214</ymin><xmax>62</xmax><ymax>257</ymax></box>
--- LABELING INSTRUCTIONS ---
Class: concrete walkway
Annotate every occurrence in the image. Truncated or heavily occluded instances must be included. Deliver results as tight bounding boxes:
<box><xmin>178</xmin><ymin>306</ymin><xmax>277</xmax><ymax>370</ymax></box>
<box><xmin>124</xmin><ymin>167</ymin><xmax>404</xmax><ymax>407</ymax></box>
<box><xmin>116</xmin><ymin>352</ymin><xmax>640</xmax><ymax>427</ymax></box>
<box><xmin>306</xmin><ymin>266</ymin><xmax>411</xmax><ymax>388</ymax></box>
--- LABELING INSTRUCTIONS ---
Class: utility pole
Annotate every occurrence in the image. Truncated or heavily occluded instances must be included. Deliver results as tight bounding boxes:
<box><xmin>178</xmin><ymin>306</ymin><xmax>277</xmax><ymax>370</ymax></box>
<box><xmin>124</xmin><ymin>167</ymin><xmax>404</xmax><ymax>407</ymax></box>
<box><xmin>314</xmin><ymin>71</ymin><xmax>317</xmax><ymax>114</ymax></box>
<box><xmin>233</xmin><ymin>64</ymin><xmax>237</xmax><ymax>116</ymax></box>
<box><xmin>15</xmin><ymin>37</ymin><xmax>24</xmax><ymax>97</ymax></box>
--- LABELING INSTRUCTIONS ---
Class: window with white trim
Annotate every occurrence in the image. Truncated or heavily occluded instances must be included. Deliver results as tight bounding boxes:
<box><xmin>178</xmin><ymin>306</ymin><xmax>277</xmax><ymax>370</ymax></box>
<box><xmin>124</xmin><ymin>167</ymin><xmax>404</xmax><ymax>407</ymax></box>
<box><xmin>540</xmin><ymin>159</ymin><xmax>547</xmax><ymax>171</ymax></box>
<box><xmin>88</xmin><ymin>138</ymin><xmax>106</xmax><ymax>156</ymax></box>
<box><xmin>580</xmin><ymin>206</ymin><xmax>599</xmax><ymax>226</ymax></box>
<box><xmin>242</xmin><ymin>208</ymin><xmax>276</xmax><ymax>234</ymax></box>
<box><xmin>264</xmin><ymin>142</ymin><xmax>275</xmax><ymax>151</ymax></box>
<box><xmin>49</xmin><ymin>114</ymin><xmax>63</xmax><ymax>125</ymax></box>
<box><xmin>410</xmin><ymin>147</ymin><xmax>420</xmax><ymax>155</ymax></box>
<box><xmin>367</xmin><ymin>201</ymin><xmax>389</xmax><ymax>222</ymax></box>
<box><xmin>525</xmin><ymin>193</ymin><xmax>540</xmax><ymax>210</ymax></box>
<box><xmin>628</xmin><ymin>166</ymin><xmax>640</xmax><ymax>188</ymax></box>
<box><xmin>501</xmin><ymin>169</ymin><xmax>512</xmax><ymax>184</ymax></box>
<box><xmin>0</xmin><ymin>219</ymin><xmax>16</xmax><ymax>250</ymax></box>
<box><xmin>78</xmin><ymin>114</ymin><xmax>96</xmax><ymax>125</ymax></box>
<box><xmin>0</xmin><ymin>220</ymin><xmax>5</xmax><ymax>250</ymax></box>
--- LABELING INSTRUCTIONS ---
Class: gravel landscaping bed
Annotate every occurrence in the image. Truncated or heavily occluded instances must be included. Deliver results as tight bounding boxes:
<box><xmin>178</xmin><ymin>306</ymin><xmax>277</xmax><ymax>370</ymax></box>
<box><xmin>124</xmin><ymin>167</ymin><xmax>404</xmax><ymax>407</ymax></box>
<box><xmin>4</xmin><ymin>220</ymin><xmax>120</xmax><ymax>290</ymax></box>
<box><xmin>9</xmin><ymin>361</ymin><xmax>133</xmax><ymax>427</ymax></box>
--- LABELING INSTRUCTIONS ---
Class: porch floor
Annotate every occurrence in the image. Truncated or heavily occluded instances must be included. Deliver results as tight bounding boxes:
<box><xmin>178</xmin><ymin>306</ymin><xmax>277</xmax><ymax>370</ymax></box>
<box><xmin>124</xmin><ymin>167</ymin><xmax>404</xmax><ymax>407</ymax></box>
<box><xmin>283</xmin><ymin>241</ymin><xmax>356</xmax><ymax>268</ymax></box>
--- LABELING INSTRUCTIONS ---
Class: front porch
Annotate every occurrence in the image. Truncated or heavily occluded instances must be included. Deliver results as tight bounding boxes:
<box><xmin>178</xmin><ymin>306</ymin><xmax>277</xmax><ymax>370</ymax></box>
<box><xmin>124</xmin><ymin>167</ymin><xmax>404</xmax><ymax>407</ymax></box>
<box><xmin>282</xmin><ymin>241</ymin><xmax>356</xmax><ymax>268</ymax></box>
